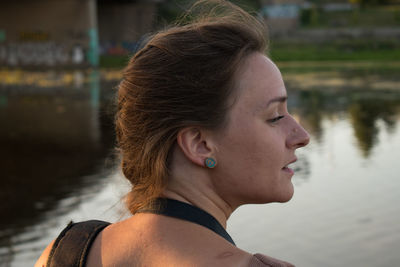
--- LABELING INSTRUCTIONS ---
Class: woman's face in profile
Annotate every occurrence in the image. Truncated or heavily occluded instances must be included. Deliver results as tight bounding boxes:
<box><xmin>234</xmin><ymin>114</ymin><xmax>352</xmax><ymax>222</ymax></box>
<box><xmin>211</xmin><ymin>53</ymin><xmax>309</xmax><ymax>207</ymax></box>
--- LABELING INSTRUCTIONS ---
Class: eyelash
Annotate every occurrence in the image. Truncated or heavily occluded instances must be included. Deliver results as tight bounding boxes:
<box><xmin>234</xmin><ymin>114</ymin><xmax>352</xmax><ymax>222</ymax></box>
<box><xmin>268</xmin><ymin>115</ymin><xmax>285</xmax><ymax>123</ymax></box>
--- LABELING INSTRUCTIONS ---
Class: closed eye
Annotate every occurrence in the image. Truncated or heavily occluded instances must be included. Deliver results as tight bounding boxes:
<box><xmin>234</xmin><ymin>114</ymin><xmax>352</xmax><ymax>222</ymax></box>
<box><xmin>268</xmin><ymin>115</ymin><xmax>285</xmax><ymax>123</ymax></box>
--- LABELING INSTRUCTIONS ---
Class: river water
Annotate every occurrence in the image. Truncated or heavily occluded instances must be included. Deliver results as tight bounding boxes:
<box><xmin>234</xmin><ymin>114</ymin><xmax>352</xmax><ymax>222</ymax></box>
<box><xmin>0</xmin><ymin>68</ymin><xmax>399</xmax><ymax>266</ymax></box>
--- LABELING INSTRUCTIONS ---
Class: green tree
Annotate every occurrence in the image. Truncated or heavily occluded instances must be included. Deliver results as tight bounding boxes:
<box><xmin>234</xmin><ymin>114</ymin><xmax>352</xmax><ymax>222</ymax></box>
<box><xmin>351</xmin><ymin>0</ymin><xmax>390</xmax><ymax>7</ymax></box>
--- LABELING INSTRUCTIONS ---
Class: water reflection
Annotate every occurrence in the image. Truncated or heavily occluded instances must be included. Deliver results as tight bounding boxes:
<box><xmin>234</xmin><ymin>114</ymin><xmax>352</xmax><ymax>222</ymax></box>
<box><xmin>0</xmin><ymin>72</ymin><xmax>118</xmax><ymax>265</ymax></box>
<box><xmin>348</xmin><ymin>96</ymin><xmax>399</xmax><ymax>157</ymax></box>
<box><xmin>295</xmin><ymin>89</ymin><xmax>400</xmax><ymax>157</ymax></box>
<box><xmin>0</xmin><ymin>70</ymin><xmax>399</xmax><ymax>266</ymax></box>
<box><xmin>296</xmin><ymin>90</ymin><xmax>326</xmax><ymax>142</ymax></box>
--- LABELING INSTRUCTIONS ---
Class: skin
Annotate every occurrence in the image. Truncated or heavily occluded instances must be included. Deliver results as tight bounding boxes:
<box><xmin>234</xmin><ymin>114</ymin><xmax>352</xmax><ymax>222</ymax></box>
<box><xmin>35</xmin><ymin>52</ymin><xmax>309</xmax><ymax>267</ymax></box>
<box><xmin>163</xmin><ymin>52</ymin><xmax>309</xmax><ymax>227</ymax></box>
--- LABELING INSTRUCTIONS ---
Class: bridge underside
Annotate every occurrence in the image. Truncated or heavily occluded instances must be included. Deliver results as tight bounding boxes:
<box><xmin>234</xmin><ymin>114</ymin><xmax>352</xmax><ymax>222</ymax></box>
<box><xmin>0</xmin><ymin>0</ymin><xmax>157</xmax><ymax>68</ymax></box>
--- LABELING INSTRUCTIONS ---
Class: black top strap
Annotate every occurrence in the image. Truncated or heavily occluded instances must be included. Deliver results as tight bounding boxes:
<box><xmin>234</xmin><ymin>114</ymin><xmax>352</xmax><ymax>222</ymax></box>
<box><xmin>47</xmin><ymin>220</ymin><xmax>110</xmax><ymax>267</ymax></box>
<box><xmin>150</xmin><ymin>198</ymin><xmax>236</xmax><ymax>246</ymax></box>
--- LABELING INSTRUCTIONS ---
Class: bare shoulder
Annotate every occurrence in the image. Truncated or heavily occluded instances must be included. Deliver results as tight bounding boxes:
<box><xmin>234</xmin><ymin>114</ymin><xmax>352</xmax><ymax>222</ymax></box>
<box><xmin>87</xmin><ymin>214</ymin><xmax>255</xmax><ymax>267</ymax></box>
<box><xmin>34</xmin><ymin>240</ymin><xmax>55</xmax><ymax>267</ymax></box>
<box><xmin>201</xmin><ymin>249</ymin><xmax>295</xmax><ymax>267</ymax></box>
<box><xmin>87</xmin><ymin>214</ymin><xmax>294</xmax><ymax>267</ymax></box>
<box><xmin>204</xmin><ymin>246</ymin><xmax>254</xmax><ymax>267</ymax></box>
<box><xmin>249</xmin><ymin>253</ymin><xmax>295</xmax><ymax>267</ymax></box>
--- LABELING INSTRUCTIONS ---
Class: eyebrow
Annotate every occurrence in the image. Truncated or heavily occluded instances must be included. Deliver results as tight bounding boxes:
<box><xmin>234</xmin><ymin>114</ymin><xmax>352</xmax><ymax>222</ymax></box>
<box><xmin>254</xmin><ymin>95</ymin><xmax>287</xmax><ymax>114</ymax></box>
<box><xmin>266</xmin><ymin>96</ymin><xmax>287</xmax><ymax>108</ymax></box>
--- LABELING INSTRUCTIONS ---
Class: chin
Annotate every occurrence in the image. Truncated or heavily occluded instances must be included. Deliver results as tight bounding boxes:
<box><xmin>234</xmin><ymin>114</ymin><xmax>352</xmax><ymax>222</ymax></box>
<box><xmin>276</xmin><ymin>193</ymin><xmax>294</xmax><ymax>203</ymax></box>
<box><xmin>236</xmin><ymin>183</ymin><xmax>295</xmax><ymax>205</ymax></box>
<box><xmin>276</xmin><ymin>185</ymin><xmax>295</xmax><ymax>203</ymax></box>
<box><xmin>268</xmin><ymin>183</ymin><xmax>295</xmax><ymax>203</ymax></box>
<box><xmin>247</xmin><ymin>190</ymin><xmax>294</xmax><ymax>205</ymax></box>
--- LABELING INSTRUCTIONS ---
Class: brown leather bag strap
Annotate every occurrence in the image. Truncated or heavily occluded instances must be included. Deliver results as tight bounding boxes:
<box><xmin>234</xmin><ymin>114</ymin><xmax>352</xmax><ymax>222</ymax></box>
<box><xmin>47</xmin><ymin>220</ymin><xmax>110</xmax><ymax>267</ymax></box>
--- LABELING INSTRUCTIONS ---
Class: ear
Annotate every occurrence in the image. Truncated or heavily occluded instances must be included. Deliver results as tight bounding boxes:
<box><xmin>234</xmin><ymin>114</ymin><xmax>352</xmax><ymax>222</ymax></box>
<box><xmin>176</xmin><ymin>127</ymin><xmax>214</xmax><ymax>168</ymax></box>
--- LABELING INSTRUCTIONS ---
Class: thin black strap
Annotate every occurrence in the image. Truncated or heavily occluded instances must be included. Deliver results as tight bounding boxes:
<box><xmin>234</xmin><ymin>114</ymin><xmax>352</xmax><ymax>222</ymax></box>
<box><xmin>47</xmin><ymin>220</ymin><xmax>110</xmax><ymax>267</ymax></box>
<box><xmin>151</xmin><ymin>198</ymin><xmax>236</xmax><ymax>246</ymax></box>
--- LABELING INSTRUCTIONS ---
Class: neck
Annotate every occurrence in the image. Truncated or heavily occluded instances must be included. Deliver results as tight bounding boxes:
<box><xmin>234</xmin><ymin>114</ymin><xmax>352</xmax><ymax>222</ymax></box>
<box><xmin>162</xmin><ymin>177</ymin><xmax>233</xmax><ymax>229</ymax></box>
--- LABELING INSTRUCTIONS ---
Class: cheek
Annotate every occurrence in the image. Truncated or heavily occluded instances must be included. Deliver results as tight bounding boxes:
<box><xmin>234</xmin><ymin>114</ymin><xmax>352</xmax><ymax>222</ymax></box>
<box><xmin>215</xmin><ymin>125</ymin><xmax>290</xmax><ymax>204</ymax></box>
<box><xmin>222</xmin><ymin>123</ymin><xmax>282</xmax><ymax>176</ymax></box>
<box><xmin>222</xmin><ymin>123</ymin><xmax>260</xmax><ymax>158</ymax></box>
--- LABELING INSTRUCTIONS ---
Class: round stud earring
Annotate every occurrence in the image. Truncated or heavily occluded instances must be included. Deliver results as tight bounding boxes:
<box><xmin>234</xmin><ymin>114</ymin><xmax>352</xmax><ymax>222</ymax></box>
<box><xmin>205</xmin><ymin>157</ymin><xmax>217</xmax><ymax>168</ymax></box>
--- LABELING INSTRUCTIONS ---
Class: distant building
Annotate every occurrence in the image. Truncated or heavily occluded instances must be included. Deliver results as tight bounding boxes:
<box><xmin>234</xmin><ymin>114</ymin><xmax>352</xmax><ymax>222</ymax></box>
<box><xmin>260</xmin><ymin>0</ymin><xmax>305</xmax><ymax>36</ymax></box>
<box><xmin>322</xmin><ymin>2</ymin><xmax>354</xmax><ymax>12</ymax></box>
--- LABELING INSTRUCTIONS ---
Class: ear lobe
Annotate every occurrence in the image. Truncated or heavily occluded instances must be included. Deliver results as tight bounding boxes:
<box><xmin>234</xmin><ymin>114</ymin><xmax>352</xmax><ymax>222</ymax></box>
<box><xmin>177</xmin><ymin>127</ymin><xmax>213</xmax><ymax>167</ymax></box>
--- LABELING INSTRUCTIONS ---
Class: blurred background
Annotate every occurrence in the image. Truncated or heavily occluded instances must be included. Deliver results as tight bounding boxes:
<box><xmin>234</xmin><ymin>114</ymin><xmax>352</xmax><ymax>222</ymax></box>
<box><xmin>0</xmin><ymin>0</ymin><xmax>400</xmax><ymax>266</ymax></box>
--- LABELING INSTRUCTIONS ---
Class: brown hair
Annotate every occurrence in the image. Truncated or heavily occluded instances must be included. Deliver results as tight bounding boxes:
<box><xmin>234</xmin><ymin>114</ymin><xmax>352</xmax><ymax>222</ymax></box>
<box><xmin>115</xmin><ymin>0</ymin><xmax>268</xmax><ymax>214</ymax></box>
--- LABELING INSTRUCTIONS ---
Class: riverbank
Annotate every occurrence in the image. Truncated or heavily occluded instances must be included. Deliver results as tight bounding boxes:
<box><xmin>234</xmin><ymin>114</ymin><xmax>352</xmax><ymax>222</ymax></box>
<box><xmin>1</xmin><ymin>61</ymin><xmax>399</xmax><ymax>91</ymax></box>
<box><xmin>269</xmin><ymin>40</ymin><xmax>400</xmax><ymax>62</ymax></box>
<box><xmin>99</xmin><ymin>40</ymin><xmax>400</xmax><ymax>69</ymax></box>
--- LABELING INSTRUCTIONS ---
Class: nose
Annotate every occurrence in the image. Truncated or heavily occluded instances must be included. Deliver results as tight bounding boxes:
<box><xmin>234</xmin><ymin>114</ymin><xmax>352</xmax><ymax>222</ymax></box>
<box><xmin>286</xmin><ymin>118</ymin><xmax>310</xmax><ymax>149</ymax></box>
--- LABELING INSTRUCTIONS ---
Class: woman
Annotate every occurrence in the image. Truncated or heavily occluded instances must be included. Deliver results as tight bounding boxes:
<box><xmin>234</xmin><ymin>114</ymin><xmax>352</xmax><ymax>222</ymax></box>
<box><xmin>36</xmin><ymin>0</ymin><xmax>309</xmax><ymax>266</ymax></box>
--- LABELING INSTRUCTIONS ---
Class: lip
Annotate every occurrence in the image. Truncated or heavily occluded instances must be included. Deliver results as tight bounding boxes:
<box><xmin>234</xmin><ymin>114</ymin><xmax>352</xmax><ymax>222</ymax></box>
<box><xmin>281</xmin><ymin>157</ymin><xmax>297</xmax><ymax>175</ymax></box>
<box><xmin>284</xmin><ymin>157</ymin><xmax>297</xmax><ymax>167</ymax></box>
<box><xmin>282</xmin><ymin>166</ymin><xmax>294</xmax><ymax>175</ymax></box>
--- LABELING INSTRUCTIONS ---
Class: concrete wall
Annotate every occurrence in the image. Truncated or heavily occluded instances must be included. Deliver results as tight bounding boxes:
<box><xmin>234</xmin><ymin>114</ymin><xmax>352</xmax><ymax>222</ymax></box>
<box><xmin>0</xmin><ymin>0</ymin><xmax>159</xmax><ymax>67</ymax></box>
<box><xmin>0</xmin><ymin>0</ymin><xmax>98</xmax><ymax>68</ymax></box>
<box><xmin>99</xmin><ymin>2</ymin><xmax>156</xmax><ymax>43</ymax></box>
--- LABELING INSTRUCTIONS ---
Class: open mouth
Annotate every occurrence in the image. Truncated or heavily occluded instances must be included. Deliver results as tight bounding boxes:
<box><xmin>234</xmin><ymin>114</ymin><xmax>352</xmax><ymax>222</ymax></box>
<box><xmin>282</xmin><ymin>166</ymin><xmax>294</xmax><ymax>175</ymax></box>
<box><xmin>282</xmin><ymin>158</ymin><xmax>297</xmax><ymax>175</ymax></box>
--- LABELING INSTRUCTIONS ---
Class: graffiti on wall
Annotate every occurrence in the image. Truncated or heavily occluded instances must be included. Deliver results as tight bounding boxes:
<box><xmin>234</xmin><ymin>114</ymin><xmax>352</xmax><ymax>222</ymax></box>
<box><xmin>0</xmin><ymin>30</ymin><xmax>92</xmax><ymax>67</ymax></box>
<box><xmin>0</xmin><ymin>42</ymin><xmax>87</xmax><ymax>66</ymax></box>
<box><xmin>99</xmin><ymin>41</ymin><xmax>140</xmax><ymax>56</ymax></box>
<box><xmin>19</xmin><ymin>31</ymin><xmax>50</xmax><ymax>42</ymax></box>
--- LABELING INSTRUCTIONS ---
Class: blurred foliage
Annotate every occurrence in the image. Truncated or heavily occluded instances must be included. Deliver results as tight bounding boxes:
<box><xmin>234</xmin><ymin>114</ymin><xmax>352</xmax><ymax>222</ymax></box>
<box><xmin>99</xmin><ymin>55</ymin><xmax>130</xmax><ymax>69</ymax></box>
<box><xmin>98</xmin><ymin>0</ymin><xmax>400</xmax><ymax>67</ymax></box>
<box><xmin>357</xmin><ymin>0</ymin><xmax>393</xmax><ymax>7</ymax></box>
<box><xmin>269</xmin><ymin>40</ymin><xmax>400</xmax><ymax>62</ymax></box>
<box><xmin>156</xmin><ymin>0</ymin><xmax>261</xmax><ymax>25</ymax></box>
<box><xmin>300</xmin><ymin>6</ymin><xmax>400</xmax><ymax>27</ymax></box>
<box><xmin>99</xmin><ymin>41</ymin><xmax>400</xmax><ymax>68</ymax></box>
<box><xmin>300</xmin><ymin>6</ymin><xmax>320</xmax><ymax>27</ymax></box>
<box><xmin>308</xmin><ymin>0</ymin><xmax>394</xmax><ymax>5</ymax></box>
